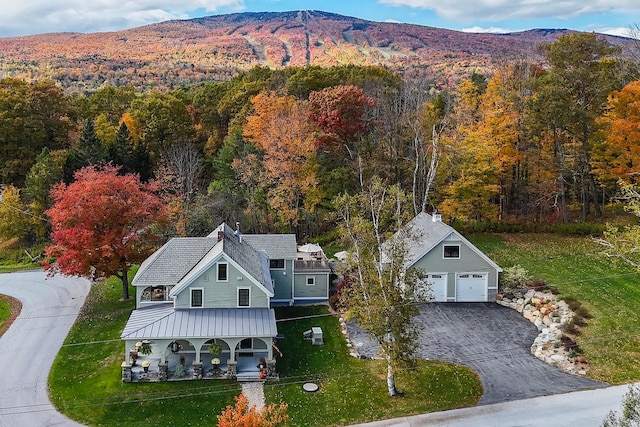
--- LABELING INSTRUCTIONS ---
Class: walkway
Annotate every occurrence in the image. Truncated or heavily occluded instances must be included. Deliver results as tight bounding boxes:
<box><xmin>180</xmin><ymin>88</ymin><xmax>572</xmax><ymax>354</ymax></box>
<box><xmin>0</xmin><ymin>270</ymin><xmax>90</xmax><ymax>426</ymax></box>
<box><xmin>241</xmin><ymin>382</ymin><xmax>266</xmax><ymax>410</ymax></box>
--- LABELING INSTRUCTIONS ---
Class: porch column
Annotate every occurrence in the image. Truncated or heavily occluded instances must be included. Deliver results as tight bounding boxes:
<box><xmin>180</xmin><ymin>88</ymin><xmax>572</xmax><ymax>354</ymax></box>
<box><xmin>226</xmin><ymin>338</ymin><xmax>241</xmax><ymax>362</ymax></box>
<box><xmin>121</xmin><ymin>362</ymin><xmax>132</xmax><ymax>383</ymax></box>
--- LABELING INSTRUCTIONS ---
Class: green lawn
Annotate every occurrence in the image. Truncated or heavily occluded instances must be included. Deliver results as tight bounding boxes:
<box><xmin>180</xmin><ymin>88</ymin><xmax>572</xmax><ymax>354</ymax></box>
<box><xmin>49</xmin><ymin>275</ymin><xmax>242</xmax><ymax>425</ymax></box>
<box><xmin>49</xmin><ymin>277</ymin><xmax>481</xmax><ymax>426</ymax></box>
<box><xmin>470</xmin><ymin>233</ymin><xmax>640</xmax><ymax>384</ymax></box>
<box><xmin>269</xmin><ymin>306</ymin><xmax>481</xmax><ymax>426</ymax></box>
<box><xmin>0</xmin><ymin>296</ymin><xmax>11</xmax><ymax>329</ymax></box>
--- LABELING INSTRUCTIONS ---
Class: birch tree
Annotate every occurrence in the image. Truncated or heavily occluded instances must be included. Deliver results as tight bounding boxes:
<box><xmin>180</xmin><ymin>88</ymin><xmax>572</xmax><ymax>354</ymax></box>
<box><xmin>335</xmin><ymin>177</ymin><xmax>426</xmax><ymax>396</ymax></box>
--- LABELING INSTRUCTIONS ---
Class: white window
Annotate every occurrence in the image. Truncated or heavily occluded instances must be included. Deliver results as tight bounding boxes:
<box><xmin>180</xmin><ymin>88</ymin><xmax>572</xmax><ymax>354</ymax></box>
<box><xmin>191</xmin><ymin>288</ymin><xmax>204</xmax><ymax>308</ymax></box>
<box><xmin>443</xmin><ymin>245</ymin><xmax>460</xmax><ymax>259</ymax></box>
<box><xmin>306</xmin><ymin>276</ymin><xmax>315</xmax><ymax>286</ymax></box>
<box><xmin>217</xmin><ymin>262</ymin><xmax>228</xmax><ymax>281</ymax></box>
<box><xmin>238</xmin><ymin>288</ymin><xmax>250</xmax><ymax>307</ymax></box>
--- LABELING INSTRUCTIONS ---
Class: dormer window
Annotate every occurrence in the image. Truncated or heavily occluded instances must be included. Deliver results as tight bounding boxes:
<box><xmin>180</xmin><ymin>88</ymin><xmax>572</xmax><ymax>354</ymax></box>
<box><xmin>217</xmin><ymin>262</ymin><xmax>228</xmax><ymax>281</ymax></box>
<box><xmin>443</xmin><ymin>245</ymin><xmax>460</xmax><ymax>259</ymax></box>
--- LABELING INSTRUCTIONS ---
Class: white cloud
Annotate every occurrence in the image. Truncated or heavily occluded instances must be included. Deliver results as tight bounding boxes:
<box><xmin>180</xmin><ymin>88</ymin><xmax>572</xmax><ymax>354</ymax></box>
<box><xmin>594</xmin><ymin>26</ymin><xmax>640</xmax><ymax>38</ymax></box>
<box><xmin>461</xmin><ymin>26</ymin><xmax>511</xmax><ymax>34</ymax></box>
<box><xmin>0</xmin><ymin>0</ymin><xmax>245</xmax><ymax>37</ymax></box>
<box><xmin>378</xmin><ymin>0</ymin><xmax>640</xmax><ymax>22</ymax></box>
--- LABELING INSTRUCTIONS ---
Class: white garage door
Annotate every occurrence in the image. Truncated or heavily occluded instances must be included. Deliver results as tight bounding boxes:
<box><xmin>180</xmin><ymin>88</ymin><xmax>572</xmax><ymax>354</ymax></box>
<box><xmin>425</xmin><ymin>273</ymin><xmax>447</xmax><ymax>302</ymax></box>
<box><xmin>456</xmin><ymin>273</ymin><xmax>487</xmax><ymax>302</ymax></box>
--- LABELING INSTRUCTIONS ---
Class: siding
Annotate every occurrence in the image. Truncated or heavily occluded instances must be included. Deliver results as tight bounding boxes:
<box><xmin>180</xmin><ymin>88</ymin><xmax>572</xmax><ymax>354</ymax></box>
<box><xmin>412</xmin><ymin>238</ymin><xmax>498</xmax><ymax>302</ymax></box>
<box><xmin>271</xmin><ymin>259</ymin><xmax>293</xmax><ymax>300</ymax></box>
<box><xmin>293</xmin><ymin>273</ymin><xmax>329</xmax><ymax>299</ymax></box>
<box><xmin>173</xmin><ymin>262</ymin><xmax>270</xmax><ymax>308</ymax></box>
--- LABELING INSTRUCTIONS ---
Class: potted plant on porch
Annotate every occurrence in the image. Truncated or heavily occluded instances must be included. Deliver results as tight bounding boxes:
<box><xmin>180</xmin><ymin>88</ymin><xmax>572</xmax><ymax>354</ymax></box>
<box><xmin>208</xmin><ymin>341</ymin><xmax>222</xmax><ymax>369</ymax></box>
<box><xmin>138</xmin><ymin>340</ymin><xmax>153</xmax><ymax>356</ymax></box>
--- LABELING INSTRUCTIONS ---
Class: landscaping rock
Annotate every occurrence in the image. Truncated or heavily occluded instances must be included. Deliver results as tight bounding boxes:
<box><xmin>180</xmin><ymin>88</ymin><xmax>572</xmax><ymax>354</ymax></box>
<box><xmin>498</xmin><ymin>290</ymin><xmax>588</xmax><ymax>376</ymax></box>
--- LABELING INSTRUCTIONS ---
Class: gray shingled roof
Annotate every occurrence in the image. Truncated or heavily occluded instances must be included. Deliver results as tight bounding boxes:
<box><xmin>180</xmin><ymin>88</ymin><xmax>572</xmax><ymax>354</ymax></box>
<box><xmin>388</xmin><ymin>212</ymin><xmax>501</xmax><ymax>270</ymax></box>
<box><xmin>221</xmin><ymin>224</ymin><xmax>274</xmax><ymax>292</ymax></box>
<box><xmin>133</xmin><ymin>237</ymin><xmax>217</xmax><ymax>286</ymax></box>
<box><xmin>241</xmin><ymin>234</ymin><xmax>297</xmax><ymax>259</ymax></box>
<box><xmin>120</xmin><ymin>305</ymin><xmax>277</xmax><ymax>339</ymax></box>
<box><xmin>403</xmin><ymin>212</ymin><xmax>453</xmax><ymax>263</ymax></box>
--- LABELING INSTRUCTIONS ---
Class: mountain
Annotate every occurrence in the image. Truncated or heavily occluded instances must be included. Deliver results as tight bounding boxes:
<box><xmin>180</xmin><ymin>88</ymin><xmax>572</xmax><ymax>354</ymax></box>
<box><xmin>0</xmin><ymin>10</ymin><xmax>634</xmax><ymax>92</ymax></box>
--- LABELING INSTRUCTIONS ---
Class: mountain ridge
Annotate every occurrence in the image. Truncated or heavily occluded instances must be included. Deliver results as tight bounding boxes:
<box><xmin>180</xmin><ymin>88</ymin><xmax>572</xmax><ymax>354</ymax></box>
<box><xmin>0</xmin><ymin>10</ymin><xmax>634</xmax><ymax>92</ymax></box>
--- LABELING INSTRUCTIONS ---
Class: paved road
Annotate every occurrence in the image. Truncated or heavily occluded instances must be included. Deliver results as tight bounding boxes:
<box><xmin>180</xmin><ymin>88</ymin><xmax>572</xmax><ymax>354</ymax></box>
<box><xmin>350</xmin><ymin>382</ymin><xmax>634</xmax><ymax>427</ymax></box>
<box><xmin>347</xmin><ymin>302</ymin><xmax>604</xmax><ymax>405</ymax></box>
<box><xmin>0</xmin><ymin>270</ymin><xmax>89</xmax><ymax>427</ymax></box>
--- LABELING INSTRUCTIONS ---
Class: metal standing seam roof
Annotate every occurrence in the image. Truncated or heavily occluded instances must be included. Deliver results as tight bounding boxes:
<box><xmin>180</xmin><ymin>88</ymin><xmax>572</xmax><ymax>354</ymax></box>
<box><xmin>120</xmin><ymin>305</ymin><xmax>278</xmax><ymax>340</ymax></box>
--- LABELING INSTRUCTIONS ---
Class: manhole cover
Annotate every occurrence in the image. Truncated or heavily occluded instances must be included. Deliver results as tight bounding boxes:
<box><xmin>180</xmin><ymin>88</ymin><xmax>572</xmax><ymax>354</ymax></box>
<box><xmin>303</xmin><ymin>382</ymin><xmax>319</xmax><ymax>392</ymax></box>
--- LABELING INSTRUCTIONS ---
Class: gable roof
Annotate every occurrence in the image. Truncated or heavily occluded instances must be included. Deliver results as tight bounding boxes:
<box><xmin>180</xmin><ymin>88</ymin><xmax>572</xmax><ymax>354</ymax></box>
<box><xmin>241</xmin><ymin>234</ymin><xmax>298</xmax><ymax>259</ymax></box>
<box><xmin>133</xmin><ymin>237</ymin><xmax>217</xmax><ymax>287</ymax></box>
<box><xmin>120</xmin><ymin>305</ymin><xmax>277</xmax><ymax>339</ymax></box>
<box><xmin>395</xmin><ymin>212</ymin><xmax>502</xmax><ymax>271</ymax></box>
<box><xmin>170</xmin><ymin>223</ymin><xmax>274</xmax><ymax>298</ymax></box>
<box><xmin>133</xmin><ymin>223</ymin><xmax>275</xmax><ymax>297</ymax></box>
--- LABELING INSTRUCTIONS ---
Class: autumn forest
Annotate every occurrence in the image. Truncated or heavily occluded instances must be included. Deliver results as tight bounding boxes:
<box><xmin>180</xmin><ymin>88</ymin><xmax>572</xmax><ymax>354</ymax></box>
<box><xmin>1</xmin><ymin>31</ymin><xmax>640</xmax><ymax>252</ymax></box>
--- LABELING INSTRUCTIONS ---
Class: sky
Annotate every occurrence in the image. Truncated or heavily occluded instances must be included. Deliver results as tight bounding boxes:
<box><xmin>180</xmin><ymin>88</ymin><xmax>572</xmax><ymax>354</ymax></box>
<box><xmin>0</xmin><ymin>0</ymin><xmax>638</xmax><ymax>39</ymax></box>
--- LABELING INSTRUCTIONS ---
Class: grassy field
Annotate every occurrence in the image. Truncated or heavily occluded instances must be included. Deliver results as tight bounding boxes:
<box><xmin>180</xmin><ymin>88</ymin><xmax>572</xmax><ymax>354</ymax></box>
<box><xmin>470</xmin><ymin>233</ymin><xmax>640</xmax><ymax>384</ymax></box>
<box><xmin>49</xmin><ymin>277</ymin><xmax>481</xmax><ymax>426</ymax></box>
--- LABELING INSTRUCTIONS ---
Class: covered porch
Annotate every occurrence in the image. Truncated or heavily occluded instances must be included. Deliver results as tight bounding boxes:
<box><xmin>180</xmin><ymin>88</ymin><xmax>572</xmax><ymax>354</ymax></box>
<box><xmin>120</xmin><ymin>305</ymin><xmax>278</xmax><ymax>382</ymax></box>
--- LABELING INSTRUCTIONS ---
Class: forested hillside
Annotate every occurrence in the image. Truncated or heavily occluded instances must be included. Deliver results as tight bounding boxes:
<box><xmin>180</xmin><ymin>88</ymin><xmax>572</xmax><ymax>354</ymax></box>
<box><xmin>0</xmin><ymin>10</ymin><xmax>636</xmax><ymax>93</ymax></box>
<box><xmin>1</xmin><ymin>32</ymin><xmax>639</xmax><ymax>256</ymax></box>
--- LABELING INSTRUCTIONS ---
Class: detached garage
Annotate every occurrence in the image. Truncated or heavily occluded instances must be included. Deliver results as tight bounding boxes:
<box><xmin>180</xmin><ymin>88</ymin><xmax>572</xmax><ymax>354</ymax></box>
<box><xmin>387</xmin><ymin>212</ymin><xmax>502</xmax><ymax>303</ymax></box>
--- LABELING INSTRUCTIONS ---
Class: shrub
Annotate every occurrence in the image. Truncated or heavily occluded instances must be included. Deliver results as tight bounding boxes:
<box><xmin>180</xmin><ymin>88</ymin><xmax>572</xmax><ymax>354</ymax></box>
<box><xmin>529</xmin><ymin>279</ymin><xmax>548</xmax><ymax>291</ymax></box>
<box><xmin>500</xmin><ymin>264</ymin><xmax>532</xmax><ymax>289</ymax></box>
<box><xmin>575</xmin><ymin>306</ymin><xmax>593</xmax><ymax>319</ymax></box>
<box><xmin>603</xmin><ymin>384</ymin><xmax>640</xmax><ymax>426</ymax></box>
<box><xmin>560</xmin><ymin>335</ymin><xmax>582</xmax><ymax>353</ymax></box>
<box><xmin>562</xmin><ymin>295</ymin><xmax>581</xmax><ymax>312</ymax></box>
<box><xmin>174</xmin><ymin>363</ymin><xmax>188</xmax><ymax>378</ymax></box>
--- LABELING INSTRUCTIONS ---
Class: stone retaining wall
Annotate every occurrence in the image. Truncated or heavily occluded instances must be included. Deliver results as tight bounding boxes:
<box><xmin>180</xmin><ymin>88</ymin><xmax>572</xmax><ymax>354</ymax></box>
<box><xmin>497</xmin><ymin>289</ymin><xmax>589</xmax><ymax>375</ymax></box>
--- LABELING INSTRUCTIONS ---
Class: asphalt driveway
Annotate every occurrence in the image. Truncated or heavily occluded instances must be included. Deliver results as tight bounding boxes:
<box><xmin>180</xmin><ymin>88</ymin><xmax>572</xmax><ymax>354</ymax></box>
<box><xmin>0</xmin><ymin>270</ymin><xmax>89</xmax><ymax>426</ymax></box>
<box><xmin>347</xmin><ymin>302</ymin><xmax>605</xmax><ymax>405</ymax></box>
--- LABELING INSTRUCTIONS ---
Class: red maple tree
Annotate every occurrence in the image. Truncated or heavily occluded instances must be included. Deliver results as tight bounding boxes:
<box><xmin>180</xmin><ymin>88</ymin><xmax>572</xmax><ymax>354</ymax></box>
<box><xmin>44</xmin><ymin>165</ymin><xmax>167</xmax><ymax>300</ymax></box>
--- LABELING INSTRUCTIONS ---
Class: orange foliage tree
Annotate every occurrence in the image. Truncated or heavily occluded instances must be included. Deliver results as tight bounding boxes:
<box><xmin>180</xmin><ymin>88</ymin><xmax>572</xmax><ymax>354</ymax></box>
<box><xmin>44</xmin><ymin>165</ymin><xmax>167</xmax><ymax>300</ymax></box>
<box><xmin>244</xmin><ymin>92</ymin><xmax>321</xmax><ymax>231</ymax></box>
<box><xmin>594</xmin><ymin>81</ymin><xmax>640</xmax><ymax>184</ymax></box>
<box><xmin>217</xmin><ymin>393</ymin><xmax>289</xmax><ymax>427</ymax></box>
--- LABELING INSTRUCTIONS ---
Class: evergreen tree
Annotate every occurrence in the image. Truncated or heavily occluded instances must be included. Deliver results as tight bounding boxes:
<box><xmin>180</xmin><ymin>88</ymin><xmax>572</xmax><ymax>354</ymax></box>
<box><xmin>64</xmin><ymin>118</ymin><xmax>104</xmax><ymax>182</ymax></box>
<box><xmin>106</xmin><ymin>122</ymin><xmax>135</xmax><ymax>174</ymax></box>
